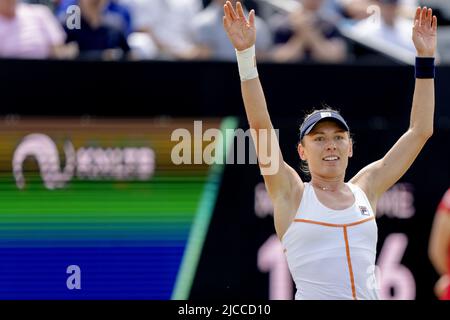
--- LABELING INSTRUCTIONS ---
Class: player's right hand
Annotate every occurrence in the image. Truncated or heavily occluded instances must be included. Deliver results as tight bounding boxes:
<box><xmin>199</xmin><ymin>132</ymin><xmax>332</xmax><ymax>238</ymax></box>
<box><xmin>223</xmin><ymin>1</ymin><xmax>256</xmax><ymax>51</ymax></box>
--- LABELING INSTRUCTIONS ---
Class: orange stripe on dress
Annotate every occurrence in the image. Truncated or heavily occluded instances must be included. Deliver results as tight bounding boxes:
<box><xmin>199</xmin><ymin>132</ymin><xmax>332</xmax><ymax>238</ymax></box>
<box><xmin>293</xmin><ymin>216</ymin><xmax>375</xmax><ymax>228</ymax></box>
<box><xmin>343</xmin><ymin>226</ymin><xmax>357</xmax><ymax>300</ymax></box>
<box><xmin>291</xmin><ymin>215</ymin><xmax>376</xmax><ymax>300</ymax></box>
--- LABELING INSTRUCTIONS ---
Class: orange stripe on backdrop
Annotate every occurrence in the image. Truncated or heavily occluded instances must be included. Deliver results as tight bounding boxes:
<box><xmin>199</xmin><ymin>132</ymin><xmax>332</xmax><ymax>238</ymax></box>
<box><xmin>0</xmin><ymin>117</ymin><xmax>225</xmax><ymax>171</ymax></box>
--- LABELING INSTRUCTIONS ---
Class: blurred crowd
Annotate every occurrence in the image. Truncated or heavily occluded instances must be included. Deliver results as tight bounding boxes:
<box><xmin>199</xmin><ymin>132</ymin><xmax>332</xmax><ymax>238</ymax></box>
<box><xmin>0</xmin><ymin>0</ymin><xmax>449</xmax><ymax>63</ymax></box>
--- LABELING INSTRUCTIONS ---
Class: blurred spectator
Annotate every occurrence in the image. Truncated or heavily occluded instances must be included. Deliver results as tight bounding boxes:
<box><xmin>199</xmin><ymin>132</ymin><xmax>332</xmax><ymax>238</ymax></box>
<box><xmin>337</xmin><ymin>0</ymin><xmax>417</xmax><ymax>21</ymax></box>
<box><xmin>429</xmin><ymin>188</ymin><xmax>450</xmax><ymax>300</ymax></box>
<box><xmin>316</xmin><ymin>0</ymin><xmax>353</xmax><ymax>22</ymax></box>
<box><xmin>191</xmin><ymin>0</ymin><xmax>272</xmax><ymax>60</ymax></box>
<box><xmin>63</xmin><ymin>0</ymin><xmax>131</xmax><ymax>60</ymax></box>
<box><xmin>0</xmin><ymin>0</ymin><xmax>76</xmax><ymax>59</ymax></box>
<box><xmin>335</xmin><ymin>0</ymin><xmax>376</xmax><ymax>20</ymax></box>
<box><xmin>269</xmin><ymin>0</ymin><xmax>347</xmax><ymax>63</ymax></box>
<box><xmin>350</xmin><ymin>0</ymin><xmax>416</xmax><ymax>53</ymax></box>
<box><xmin>423</xmin><ymin>1</ymin><xmax>450</xmax><ymax>63</ymax></box>
<box><xmin>23</xmin><ymin>0</ymin><xmax>59</xmax><ymax>11</ymax></box>
<box><xmin>421</xmin><ymin>0</ymin><xmax>450</xmax><ymax>24</ymax></box>
<box><xmin>57</xmin><ymin>0</ymin><xmax>132</xmax><ymax>36</ymax></box>
<box><xmin>119</xmin><ymin>0</ymin><xmax>203</xmax><ymax>60</ymax></box>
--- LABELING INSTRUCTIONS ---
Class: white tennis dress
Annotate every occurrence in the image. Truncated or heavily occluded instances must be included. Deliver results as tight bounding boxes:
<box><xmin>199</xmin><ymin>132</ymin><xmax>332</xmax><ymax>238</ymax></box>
<box><xmin>281</xmin><ymin>182</ymin><xmax>380</xmax><ymax>300</ymax></box>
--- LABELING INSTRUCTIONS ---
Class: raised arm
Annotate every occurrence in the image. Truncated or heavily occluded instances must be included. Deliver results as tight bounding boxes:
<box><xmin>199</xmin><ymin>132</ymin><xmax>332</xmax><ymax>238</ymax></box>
<box><xmin>351</xmin><ymin>7</ymin><xmax>437</xmax><ymax>205</ymax></box>
<box><xmin>223</xmin><ymin>1</ymin><xmax>303</xmax><ymax>237</ymax></box>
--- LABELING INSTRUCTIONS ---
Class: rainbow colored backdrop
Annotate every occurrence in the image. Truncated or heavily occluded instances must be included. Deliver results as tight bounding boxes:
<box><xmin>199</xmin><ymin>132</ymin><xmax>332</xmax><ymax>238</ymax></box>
<box><xmin>0</xmin><ymin>117</ymin><xmax>236</xmax><ymax>299</ymax></box>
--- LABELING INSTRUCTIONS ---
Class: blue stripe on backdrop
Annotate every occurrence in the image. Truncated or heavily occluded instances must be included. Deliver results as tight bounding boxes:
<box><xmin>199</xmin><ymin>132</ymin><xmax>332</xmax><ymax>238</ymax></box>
<box><xmin>0</xmin><ymin>246</ymin><xmax>185</xmax><ymax>299</ymax></box>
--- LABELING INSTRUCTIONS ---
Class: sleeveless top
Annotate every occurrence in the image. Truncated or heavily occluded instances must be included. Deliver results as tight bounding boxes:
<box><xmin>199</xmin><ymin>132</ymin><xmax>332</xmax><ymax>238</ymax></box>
<box><xmin>281</xmin><ymin>182</ymin><xmax>380</xmax><ymax>300</ymax></box>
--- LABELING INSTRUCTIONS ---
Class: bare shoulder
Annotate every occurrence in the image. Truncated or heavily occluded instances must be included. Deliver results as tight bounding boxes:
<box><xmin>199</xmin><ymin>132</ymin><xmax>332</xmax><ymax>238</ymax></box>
<box><xmin>280</xmin><ymin>162</ymin><xmax>304</xmax><ymax>207</ymax></box>
<box><xmin>272</xmin><ymin>162</ymin><xmax>304</xmax><ymax>240</ymax></box>
<box><xmin>285</xmin><ymin>162</ymin><xmax>304</xmax><ymax>191</ymax></box>
<box><xmin>349</xmin><ymin>174</ymin><xmax>368</xmax><ymax>194</ymax></box>
<box><xmin>349</xmin><ymin>174</ymin><xmax>378</xmax><ymax>213</ymax></box>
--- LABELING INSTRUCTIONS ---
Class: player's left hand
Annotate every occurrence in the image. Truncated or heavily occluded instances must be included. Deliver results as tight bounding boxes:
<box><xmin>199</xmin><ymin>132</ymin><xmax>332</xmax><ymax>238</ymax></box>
<box><xmin>412</xmin><ymin>7</ymin><xmax>437</xmax><ymax>57</ymax></box>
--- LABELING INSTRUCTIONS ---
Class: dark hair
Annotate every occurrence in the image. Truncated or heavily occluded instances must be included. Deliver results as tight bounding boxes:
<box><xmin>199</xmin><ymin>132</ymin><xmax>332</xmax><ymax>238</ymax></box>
<box><xmin>297</xmin><ymin>106</ymin><xmax>353</xmax><ymax>179</ymax></box>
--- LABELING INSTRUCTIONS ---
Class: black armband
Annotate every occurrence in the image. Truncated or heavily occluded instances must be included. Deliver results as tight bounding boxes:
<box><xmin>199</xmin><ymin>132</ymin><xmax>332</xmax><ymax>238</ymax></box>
<box><xmin>415</xmin><ymin>57</ymin><xmax>435</xmax><ymax>79</ymax></box>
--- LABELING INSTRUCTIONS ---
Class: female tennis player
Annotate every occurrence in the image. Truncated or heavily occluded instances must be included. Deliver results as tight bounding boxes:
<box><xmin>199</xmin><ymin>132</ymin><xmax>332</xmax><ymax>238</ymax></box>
<box><xmin>223</xmin><ymin>1</ymin><xmax>437</xmax><ymax>299</ymax></box>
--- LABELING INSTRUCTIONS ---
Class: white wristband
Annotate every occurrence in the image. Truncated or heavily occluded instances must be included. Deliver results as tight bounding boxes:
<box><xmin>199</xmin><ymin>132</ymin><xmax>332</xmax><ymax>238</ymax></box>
<box><xmin>236</xmin><ymin>45</ymin><xmax>258</xmax><ymax>81</ymax></box>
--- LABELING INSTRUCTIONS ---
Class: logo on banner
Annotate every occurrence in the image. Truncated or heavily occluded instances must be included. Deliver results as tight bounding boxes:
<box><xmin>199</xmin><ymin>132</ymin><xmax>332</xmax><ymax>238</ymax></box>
<box><xmin>12</xmin><ymin>133</ymin><xmax>155</xmax><ymax>190</ymax></box>
<box><xmin>359</xmin><ymin>205</ymin><xmax>370</xmax><ymax>216</ymax></box>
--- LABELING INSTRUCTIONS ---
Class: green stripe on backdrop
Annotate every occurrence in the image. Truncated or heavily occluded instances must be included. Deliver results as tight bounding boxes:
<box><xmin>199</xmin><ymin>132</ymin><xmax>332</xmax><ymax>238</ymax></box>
<box><xmin>171</xmin><ymin>117</ymin><xmax>238</xmax><ymax>299</ymax></box>
<box><xmin>0</xmin><ymin>182</ymin><xmax>205</xmax><ymax>216</ymax></box>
